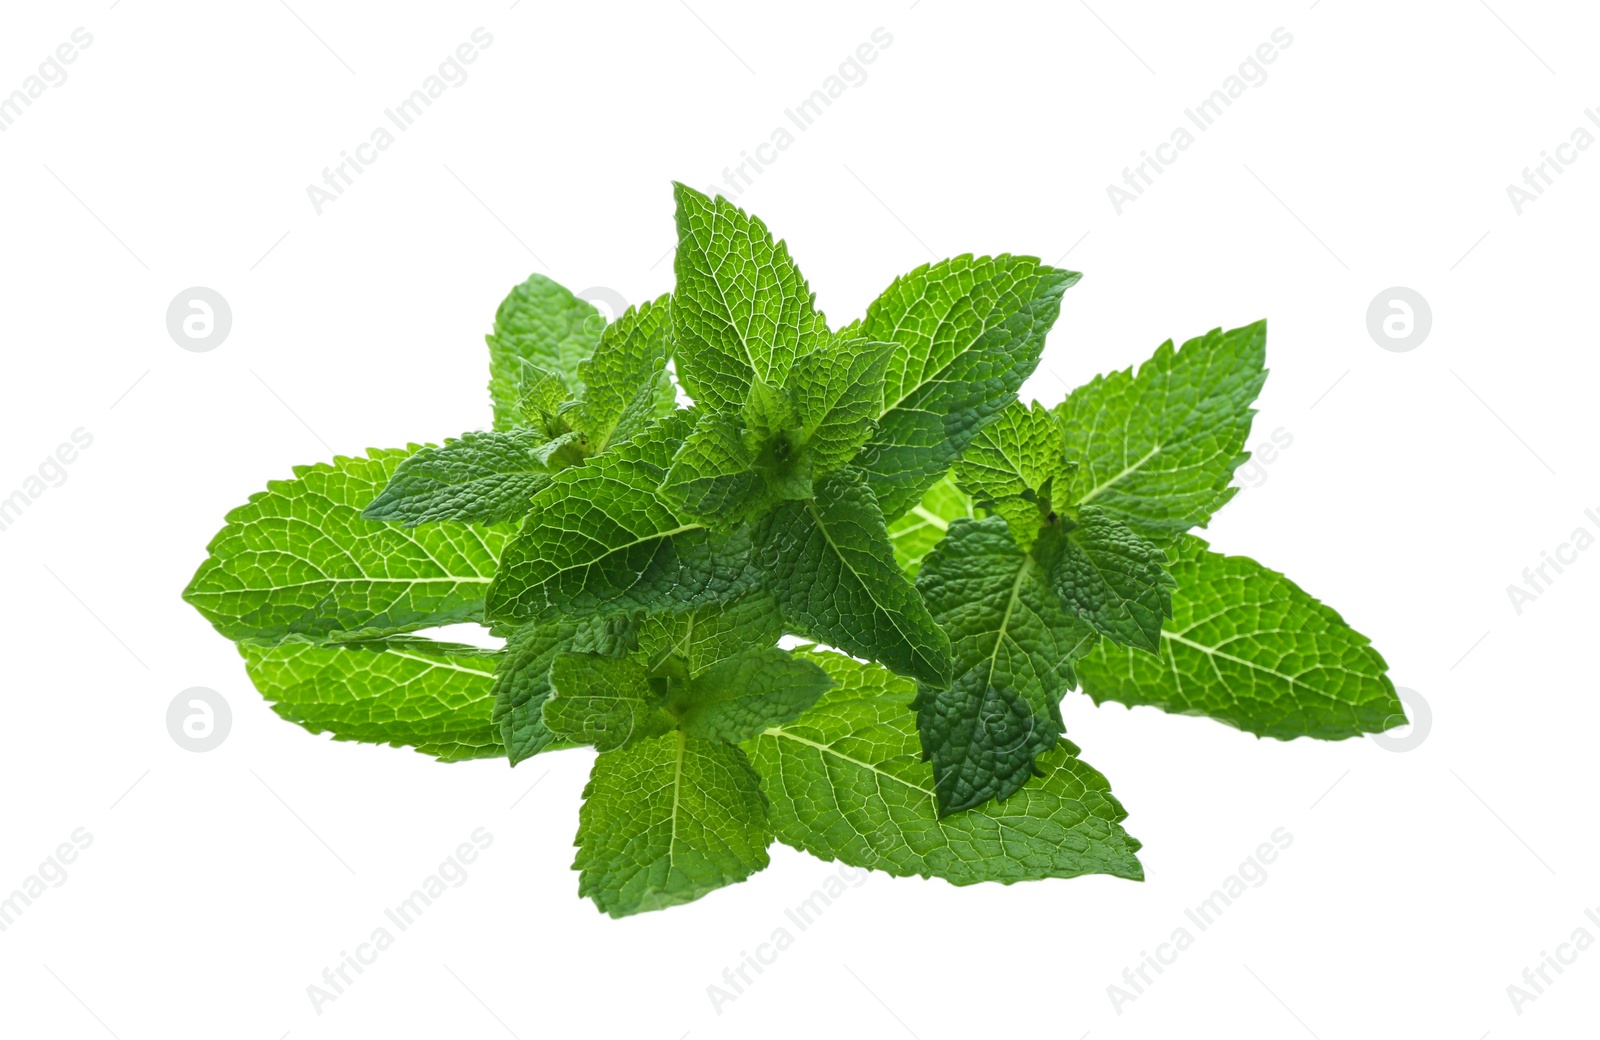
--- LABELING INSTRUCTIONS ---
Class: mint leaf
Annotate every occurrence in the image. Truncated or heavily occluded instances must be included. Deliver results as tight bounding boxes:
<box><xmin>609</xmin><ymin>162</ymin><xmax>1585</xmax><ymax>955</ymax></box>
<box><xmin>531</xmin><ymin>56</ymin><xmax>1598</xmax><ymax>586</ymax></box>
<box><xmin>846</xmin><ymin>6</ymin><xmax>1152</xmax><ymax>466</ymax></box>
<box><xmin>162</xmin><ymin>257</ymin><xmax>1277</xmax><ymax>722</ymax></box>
<box><xmin>1036</xmin><ymin>508</ymin><xmax>1174</xmax><ymax>652</ymax></box>
<box><xmin>914</xmin><ymin>517</ymin><xmax>1099</xmax><ymax>814</ymax></box>
<box><xmin>514</xmin><ymin>361</ymin><xmax>574</xmax><ymax>437</ymax></box>
<box><xmin>491</xmin><ymin>619</ymin><xmax>622</xmax><ymax>765</ymax></box>
<box><xmin>657</xmin><ymin>411</ymin><xmax>775</xmax><ymax>526</ymax></box>
<box><xmin>546</xmin><ymin>653</ymin><xmax>676</xmax><ymax>751</ymax></box>
<box><xmin>184</xmin><ymin>449</ymin><xmax>510</xmax><ymax>643</ymax></box>
<box><xmin>634</xmin><ymin>591</ymin><xmax>786</xmax><ymax>677</ymax></box>
<box><xmin>848</xmin><ymin>256</ymin><xmax>1079</xmax><ymax>521</ymax></box>
<box><xmin>788</xmin><ymin>336</ymin><xmax>893</xmax><ymax>474</ymax></box>
<box><xmin>887</xmin><ymin>473</ymin><xmax>974</xmax><ymax>578</ymax></box>
<box><xmin>485</xmin><ymin>415</ymin><xmax>756</xmax><ymax>623</ymax></box>
<box><xmin>487</xmin><ymin>274</ymin><xmax>605</xmax><ymax>430</ymax></box>
<box><xmin>1076</xmin><ymin>536</ymin><xmax>1405</xmax><ymax>739</ymax></box>
<box><xmin>361</xmin><ymin>430</ymin><xmax>551</xmax><ymax>527</ymax></box>
<box><xmin>745</xmin><ymin>649</ymin><xmax>1143</xmax><ymax>883</ymax></box>
<box><xmin>955</xmin><ymin>400</ymin><xmax>1069</xmax><ymax>550</ymax></box>
<box><xmin>674</xmin><ymin>648</ymin><xmax>834</xmax><ymax>743</ymax></box>
<box><xmin>575</xmin><ymin>732</ymin><xmax>772</xmax><ymax>917</ymax></box>
<box><xmin>670</xmin><ymin>184</ymin><xmax>829</xmax><ymax>412</ymax></box>
<box><xmin>758</xmin><ymin>470</ymin><xmax>952</xmax><ymax>686</ymax></box>
<box><xmin>574</xmin><ymin>293</ymin><xmax>677</xmax><ymax>452</ymax></box>
<box><xmin>1056</xmin><ymin>321</ymin><xmax>1267</xmax><ymax>539</ymax></box>
<box><xmin>240</xmin><ymin>636</ymin><xmax>503</xmax><ymax>762</ymax></box>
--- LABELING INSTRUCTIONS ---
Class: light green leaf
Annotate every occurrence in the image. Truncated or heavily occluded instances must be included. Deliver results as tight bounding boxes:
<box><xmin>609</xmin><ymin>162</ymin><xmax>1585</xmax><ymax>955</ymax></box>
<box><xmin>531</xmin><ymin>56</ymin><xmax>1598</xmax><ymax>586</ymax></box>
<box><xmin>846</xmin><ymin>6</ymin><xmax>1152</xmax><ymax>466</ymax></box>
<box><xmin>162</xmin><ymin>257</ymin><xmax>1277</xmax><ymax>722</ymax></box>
<box><xmin>485</xmin><ymin>414</ymin><xmax>757</xmax><ymax>623</ymax></box>
<box><xmin>184</xmin><ymin>449</ymin><xmax>510</xmax><ymax>643</ymax></box>
<box><xmin>914</xmin><ymin>517</ymin><xmax>1099</xmax><ymax>814</ymax></box>
<box><xmin>491</xmin><ymin>619</ymin><xmax>623</xmax><ymax>765</ymax></box>
<box><xmin>361</xmin><ymin>430</ymin><xmax>551</xmax><ymax>527</ymax></box>
<box><xmin>670</xmin><ymin>184</ymin><xmax>829</xmax><ymax>412</ymax></box>
<box><xmin>1076</xmin><ymin>536</ymin><xmax>1405</xmax><ymax>740</ymax></box>
<box><xmin>575</xmin><ymin>732</ymin><xmax>772</xmax><ymax>917</ymax></box>
<box><xmin>846</xmin><ymin>256</ymin><xmax>1079</xmax><ymax>521</ymax></box>
<box><xmin>634</xmin><ymin>592</ymin><xmax>786</xmax><ymax>678</ymax></box>
<box><xmin>757</xmin><ymin>470</ymin><xmax>952</xmax><ymax>686</ymax></box>
<box><xmin>887</xmin><ymin>473</ymin><xmax>974</xmax><ymax>579</ymax></box>
<box><xmin>1056</xmin><ymin>321</ymin><xmax>1267</xmax><ymax>540</ymax></box>
<box><xmin>789</xmin><ymin>336</ymin><xmax>893</xmax><ymax>475</ymax></box>
<box><xmin>1037</xmin><ymin>508</ymin><xmax>1174</xmax><ymax>652</ymax></box>
<box><xmin>487</xmin><ymin>274</ymin><xmax>605</xmax><ymax>430</ymax></box>
<box><xmin>745</xmin><ymin>650</ymin><xmax>1142</xmax><ymax>884</ymax></box>
<box><xmin>546</xmin><ymin>653</ymin><xmax>675</xmax><ymax>751</ymax></box>
<box><xmin>675</xmin><ymin>648</ymin><xmax>834</xmax><ymax>743</ymax></box>
<box><xmin>514</xmin><ymin>361</ymin><xmax>574</xmax><ymax>437</ymax></box>
<box><xmin>955</xmin><ymin>400</ymin><xmax>1068</xmax><ymax>550</ymax></box>
<box><xmin>575</xmin><ymin>294</ymin><xmax>677</xmax><ymax>452</ymax></box>
<box><xmin>240</xmin><ymin>636</ymin><xmax>502</xmax><ymax>762</ymax></box>
<box><xmin>657</xmin><ymin>411</ymin><xmax>774</xmax><ymax>527</ymax></box>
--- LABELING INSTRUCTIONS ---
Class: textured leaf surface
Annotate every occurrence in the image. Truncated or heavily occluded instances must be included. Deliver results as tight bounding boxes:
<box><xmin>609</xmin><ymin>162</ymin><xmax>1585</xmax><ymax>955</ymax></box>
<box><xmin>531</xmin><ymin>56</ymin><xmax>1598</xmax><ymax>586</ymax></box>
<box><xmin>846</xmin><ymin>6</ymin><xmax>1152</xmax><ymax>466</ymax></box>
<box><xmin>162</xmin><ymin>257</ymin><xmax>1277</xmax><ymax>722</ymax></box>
<box><xmin>1056</xmin><ymin>322</ymin><xmax>1266</xmax><ymax>539</ymax></box>
<box><xmin>675</xmin><ymin>648</ymin><xmax>834</xmax><ymax>743</ymax></box>
<box><xmin>847</xmin><ymin>256</ymin><xmax>1078</xmax><ymax>521</ymax></box>
<box><xmin>240</xmin><ymin>637</ymin><xmax>502</xmax><ymax>762</ymax></box>
<box><xmin>914</xmin><ymin>517</ymin><xmax>1099</xmax><ymax>814</ymax></box>
<box><xmin>184</xmin><ymin>449</ymin><xmax>509</xmax><ymax>643</ymax></box>
<box><xmin>574</xmin><ymin>293</ymin><xmax>677</xmax><ymax>451</ymax></box>
<box><xmin>361</xmin><ymin>430</ymin><xmax>550</xmax><ymax>527</ymax></box>
<box><xmin>634</xmin><ymin>592</ymin><xmax>786</xmax><ymax>676</ymax></box>
<box><xmin>671</xmin><ymin>184</ymin><xmax>828</xmax><ymax>412</ymax></box>
<box><xmin>657</xmin><ymin>411</ymin><xmax>771</xmax><ymax>526</ymax></box>
<box><xmin>887</xmin><ymin>473</ymin><xmax>974</xmax><ymax>579</ymax></box>
<box><xmin>955</xmin><ymin>400</ymin><xmax>1067</xmax><ymax>550</ymax></box>
<box><xmin>758</xmin><ymin>471</ymin><xmax>951</xmax><ymax>686</ymax></box>
<box><xmin>547</xmin><ymin>653</ymin><xmax>674</xmax><ymax>751</ymax></box>
<box><xmin>485</xmin><ymin>415</ymin><xmax>755</xmax><ymax>623</ymax></box>
<box><xmin>1038</xmin><ymin>510</ymin><xmax>1174</xmax><ymax>652</ymax></box>
<box><xmin>789</xmin><ymin>336</ymin><xmax>892</xmax><ymax>475</ymax></box>
<box><xmin>487</xmin><ymin>274</ymin><xmax>604</xmax><ymax>429</ymax></box>
<box><xmin>575</xmin><ymin>732</ymin><xmax>772</xmax><ymax>917</ymax></box>
<box><xmin>491</xmin><ymin>620</ymin><xmax>608</xmax><ymax>765</ymax></box>
<box><xmin>745</xmin><ymin>650</ymin><xmax>1142</xmax><ymax>884</ymax></box>
<box><xmin>1076</xmin><ymin>536</ymin><xmax>1405</xmax><ymax>740</ymax></box>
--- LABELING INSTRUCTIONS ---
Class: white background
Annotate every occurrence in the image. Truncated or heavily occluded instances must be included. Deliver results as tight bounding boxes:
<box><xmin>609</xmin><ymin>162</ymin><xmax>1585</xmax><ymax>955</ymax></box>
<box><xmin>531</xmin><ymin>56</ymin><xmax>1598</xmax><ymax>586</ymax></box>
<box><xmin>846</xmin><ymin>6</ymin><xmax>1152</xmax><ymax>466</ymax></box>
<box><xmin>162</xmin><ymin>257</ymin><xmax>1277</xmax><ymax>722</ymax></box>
<box><xmin>1</xmin><ymin>1</ymin><xmax>1596</xmax><ymax>1036</ymax></box>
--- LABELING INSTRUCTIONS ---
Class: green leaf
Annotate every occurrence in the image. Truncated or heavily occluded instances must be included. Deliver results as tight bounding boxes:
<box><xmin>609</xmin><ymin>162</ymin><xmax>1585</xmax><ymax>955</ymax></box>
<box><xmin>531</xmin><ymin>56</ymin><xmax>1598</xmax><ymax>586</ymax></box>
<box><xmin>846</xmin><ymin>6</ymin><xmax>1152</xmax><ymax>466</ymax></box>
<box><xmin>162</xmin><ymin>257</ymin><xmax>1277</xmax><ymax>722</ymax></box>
<box><xmin>887</xmin><ymin>473</ymin><xmax>974</xmax><ymax>579</ymax></box>
<box><xmin>847</xmin><ymin>256</ymin><xmax>1079</xmax><ymax>521</ymax></box>
<box><xmin>487</xmin><ymin>274</ymin><xmax>605</xmax><ymax>430</ymax></box>
<box><xmin>1056</xmin><ymin>321</ymin><xmax>1267</xmax><ymax>540</ymax></box>
<box><xmin>670</xmin><ymin>184</ymin><xmax>829</xmax><ymax>413</ymax></box>
<box><xmin>514</xmin><ymin>361</ymin><xmax>574</xmax><ymax>437</ymax></box>
<box><xmin>491</xmin><ymin>620</ymin><xmax>619</xmax><ymax>765</ymax></box>
<box><xmin>675</xmin><ymin>648</ymin><xmax>834</xmax><ymax>743</ymax></box>
<box><xmin>485</xmin><ymin>414</ymin><xmax>757</xmax><ymax>623</ymax></box>
<box><xmin>1076</xmin><ymin>536</ymin><xmax>1405</xmax><ymax>740</ymax></box>
<box><xmin>574</xmin><ymin>293</ymin><xmax>677</xmax><ymax>452</ymax></box>
<box><xmin>240</xmin><ymin>636</ymin><xmax>502</xmax><ymax>762</ymax></box>
<box><xmin>914</xmin><ymin>517</ymin><xmax>1099</xmax><ymax>814</ymax></box>
<box><xmin>757</xmin><ymin>470</ymin><xmax>952</xmax><ymax>686</ymax></box>
<box><xmin>361</xmin><ymin>430</ymin><xmax>551</xmax><ymax>527</ymax></box>
<box><xmin>745</xmin><ymin>650</ymin><xmax>1142</xmax><ymax>883</ymax></box>
<box><xmin>575</xmin><ymin>732</ymin><xmax>772</xmax><ymax>917</ymax></box>
<box><xmin>184</xmin><ymin>449</ymin><xmax>510</xmax><ymax>643</ymax></box>
<box><xmin>634</xmin><ymin>591</ymin><xmax>786</xmax><ymax>678</ymax></box>
<box><xmin>955</xmin><ymin>400</ymin><xmax>1068</xmax><ymax>550</ymax></box>
<box><xmin>789</xmin><ymin>336</ymin><xmax>893</xmax><ymax>475</ymax></box>
<box><xmin>657</xmin><ymin>411</ymin><xmax>775</xmax><ymax>527</ymax></box>
<box><xmin>1037</xmin><ymin>508</ymin><xmax>1174</xmax><ymax>652</ymax></box>
<box><xmin>546</xmin><ymin>653</ymin><xmax>675</xmax><ymax>751</ymax></box>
